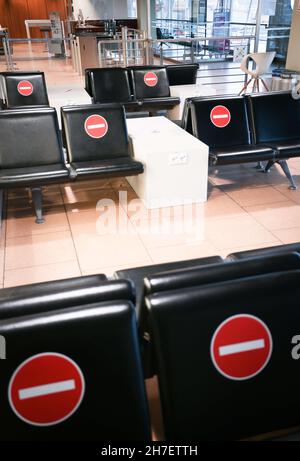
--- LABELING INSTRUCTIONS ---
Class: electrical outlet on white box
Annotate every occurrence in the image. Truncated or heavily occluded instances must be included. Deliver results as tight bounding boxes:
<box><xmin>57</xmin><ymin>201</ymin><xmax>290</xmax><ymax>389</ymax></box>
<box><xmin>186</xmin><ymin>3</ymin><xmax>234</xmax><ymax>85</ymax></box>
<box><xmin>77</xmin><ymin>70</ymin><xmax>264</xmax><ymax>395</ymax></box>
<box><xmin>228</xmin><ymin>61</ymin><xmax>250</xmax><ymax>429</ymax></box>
<box><xmin>169</xmin><ymin>152</ymin><xmax>189</xmax><ymax>166</ymax></box>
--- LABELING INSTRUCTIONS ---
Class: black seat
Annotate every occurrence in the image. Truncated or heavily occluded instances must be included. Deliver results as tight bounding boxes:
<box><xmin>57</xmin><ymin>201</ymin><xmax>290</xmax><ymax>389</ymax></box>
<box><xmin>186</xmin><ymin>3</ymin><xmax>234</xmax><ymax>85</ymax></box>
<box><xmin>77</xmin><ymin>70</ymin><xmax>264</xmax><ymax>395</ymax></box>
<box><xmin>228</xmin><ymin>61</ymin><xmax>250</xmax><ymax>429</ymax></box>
<box><xmin>0</xmin><ymin>71</ymin><xmax>49</xmax><ymax>109</ymax></box>
<box><xmin>115</xmin><ymin>256</ymin><xmax>223</xmax><ymax>378</ymax></box>
<box><xmin>185</xmin><ymin>95</ymin><xmax>275</xmax><ymax>166</ymax></box>
<box><xmin>130</xmin><ymin>67</ymin><xmax>180</xmax><ymax>112</ymax></box>
<box><xmin>0</xmin><ymin>275</ymin><xmax>137</xmax><ymax>320</ymax></box>
<box><xmin>0</xmin><ymin>300</ymin><xmax>150</xmax><ymax>440</ymax></box>
<box><xmin>145</xmin><ymin>252</ymin><xmax>300</xmax><ymax>295</ymax></box>
<box><xmin>249</xmin><ymin>92</ymin><xmax>300</xmax><ymax>189</ymax></box>
<box><xmin>0</xmin><ymin>107</ymin><xmax>69</xmax><ymax>223</ymax></box>
<box><xmin>115</xmin><ymin>256</ymin><xmax>223</xmax><ymax>325</ymax></box>
<box><xmin>86</xmin><ymin>67</ymin><xmax>134</xmax><ymax>105</ymax></box>
<box><xmin>166</xmin><ymin>64</ymin><xmax>199</xmax><ymax>86</ymax></box>
<box><xmin>61</xmin><ymin>104</ymin><xmax>144</xmax><ymax>180</ymax></box>
<box><xmin>146</xmin><ymin>269</ymin><xmax>300</xmax><ymax>440</ymax></box>
<box><xmin>228</xmin><ymin>242</ymin><xmax>300</xmax><ymax>261</ymax></box>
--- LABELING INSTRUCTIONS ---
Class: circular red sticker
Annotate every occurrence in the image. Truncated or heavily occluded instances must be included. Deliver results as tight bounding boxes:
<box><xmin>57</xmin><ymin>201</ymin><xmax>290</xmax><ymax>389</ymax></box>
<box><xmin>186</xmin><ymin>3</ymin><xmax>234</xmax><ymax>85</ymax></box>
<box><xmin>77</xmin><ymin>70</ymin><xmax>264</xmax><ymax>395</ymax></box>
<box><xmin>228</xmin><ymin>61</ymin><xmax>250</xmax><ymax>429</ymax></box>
<box><xmin>144</xmin><ymin>72</ymin><xmax>158</xmax><ymax>87</ymax></box>
<box><xmin>17</xmin><ymin>80</ymin><xmax>33</xmax><ymax>97</ymax></box>
<box><xmin>84</xmin><ymin>114</ymin><xmax>108</xmax><ymax>139</ymax></box>
<box><xmin>211</xmin><ymin>314</ymin><xmax>273</xmax><ymax>381</ymax></box>
<box><xmin>8</xmin><ymin>353</ymin><xmax>85</xmax><ymax>426</ymax></box>
<box><xmin>210</xmin><ymin>105</ymin><xmax>231</xmax><ymax>128</ymax></box>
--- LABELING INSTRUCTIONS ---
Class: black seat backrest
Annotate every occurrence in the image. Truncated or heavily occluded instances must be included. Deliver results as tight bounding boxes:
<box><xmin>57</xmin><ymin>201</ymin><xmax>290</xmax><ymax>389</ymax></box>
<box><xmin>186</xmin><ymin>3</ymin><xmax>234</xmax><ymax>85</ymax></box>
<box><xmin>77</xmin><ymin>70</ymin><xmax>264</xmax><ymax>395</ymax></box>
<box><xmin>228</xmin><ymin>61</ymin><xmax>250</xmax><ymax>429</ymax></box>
<box><xmin>228</xmin><ymin>242</ymin><xmax>300</xmax><ymax>261</ymax></box>
<box><xmin>0</xmin><ymin>301</ymin><xmax>150</xmax><ymax>440</ymax></box>
<box><xmin>145</xmin><ymin>253</ymin><xmax>300</xmax><ymax>296</ymax></box>
<box><xmin>115</xmin><ymin>256</ymin><xmax>223</xmax><ymax>324</ymax></box>
<box><xmin>0</xmin><ymin>108</ymin><xmax>64</xmax><ymax>168</ymax></box>
<box><xmin>130</xmin><ymin>67</ymin><xmax>171</xmax><ymax>99</ymax></box>
<box><xmin>249</xmin><ymin>92</ymin><xmax>300</xmax><ymax>144</ymax></box>
<box><xmin>166</xmin><ymin>64</ymin><xmax>199</xmax><ymax>86</ymax></box>
<box><xmin>146</xmin><ymin>270</ymin><xmax>300</xmax><ymax>440</ymax></box>
<box><xmin>1</xmin><ymin>72</ymin><xmax>49</xmax><ymax>108</ymax></box>
<box><xmin>88</xmin><ymin>68</ymin><xmax>132</xmax><ymax>104</ymax></box>
<box><xmin>189</xmin><ymin>95</ymin><xmax>251</xmax><ymax>148</ymax></box>
<box><xmin>84</xmin><ymin>68</ymin><xmax>94</xmax><ymax>97</ymax></box>
<box><xmin>61</xmin><ymin>104</ymin><xmax>129</xmax><ymax>162</ymax></box>
<box><xmin>0</xmin><ymin>276</ymin><xmax>135</xmax><ymax>320</ymax></box>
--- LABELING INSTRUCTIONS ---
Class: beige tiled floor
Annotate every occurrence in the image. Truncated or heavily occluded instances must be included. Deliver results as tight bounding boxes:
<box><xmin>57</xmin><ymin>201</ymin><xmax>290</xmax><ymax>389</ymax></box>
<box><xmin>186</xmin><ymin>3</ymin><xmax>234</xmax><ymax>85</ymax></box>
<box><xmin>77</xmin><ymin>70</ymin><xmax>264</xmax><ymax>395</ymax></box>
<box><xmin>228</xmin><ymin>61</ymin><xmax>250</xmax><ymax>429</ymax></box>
<box><xmin>1</xmin><ymin>160</ymin><xmax>299</xmax><ymax>288</ymax></box>
<box><xmin>0</xmin><ymin>46</ymin><xmax>300</xmax><ymax>288</ymax></box>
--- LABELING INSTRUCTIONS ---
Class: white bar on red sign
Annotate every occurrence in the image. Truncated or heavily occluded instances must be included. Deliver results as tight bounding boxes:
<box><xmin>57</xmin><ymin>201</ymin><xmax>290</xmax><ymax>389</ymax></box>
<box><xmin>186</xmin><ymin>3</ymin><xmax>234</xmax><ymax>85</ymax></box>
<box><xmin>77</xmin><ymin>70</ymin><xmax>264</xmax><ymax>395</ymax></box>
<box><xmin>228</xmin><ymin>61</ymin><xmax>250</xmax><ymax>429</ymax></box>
<box><xmin>19</xmin><ymin>379</ymin><xmax>76</xmax><ymax>400</ymax></box>
<box><xmin>219</xmin><ymin>339</ymin><xmax>265</xmax><ymax>357</ymax></box>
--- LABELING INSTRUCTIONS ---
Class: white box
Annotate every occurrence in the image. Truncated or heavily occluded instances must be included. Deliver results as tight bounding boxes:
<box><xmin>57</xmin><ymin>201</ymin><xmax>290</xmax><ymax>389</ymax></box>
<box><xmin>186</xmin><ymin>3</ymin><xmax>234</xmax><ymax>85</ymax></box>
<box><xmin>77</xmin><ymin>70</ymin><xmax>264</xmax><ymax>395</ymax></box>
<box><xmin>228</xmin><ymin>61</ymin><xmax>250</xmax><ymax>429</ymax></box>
<box><xmin>127</xmin><ymin>117</ymin><xmax>209</xmax><ymax>209</ymax></box>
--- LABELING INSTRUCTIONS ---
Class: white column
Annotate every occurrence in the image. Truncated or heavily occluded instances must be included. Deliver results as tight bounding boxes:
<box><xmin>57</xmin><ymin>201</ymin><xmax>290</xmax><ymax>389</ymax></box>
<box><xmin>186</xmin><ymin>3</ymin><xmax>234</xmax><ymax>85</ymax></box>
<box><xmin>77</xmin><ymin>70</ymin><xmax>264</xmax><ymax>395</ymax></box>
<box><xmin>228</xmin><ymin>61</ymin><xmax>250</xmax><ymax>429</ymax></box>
<box><xmin>286</xmin><ymin>0</ymin><xmax>300</xmax><ymax>71</ymax></box>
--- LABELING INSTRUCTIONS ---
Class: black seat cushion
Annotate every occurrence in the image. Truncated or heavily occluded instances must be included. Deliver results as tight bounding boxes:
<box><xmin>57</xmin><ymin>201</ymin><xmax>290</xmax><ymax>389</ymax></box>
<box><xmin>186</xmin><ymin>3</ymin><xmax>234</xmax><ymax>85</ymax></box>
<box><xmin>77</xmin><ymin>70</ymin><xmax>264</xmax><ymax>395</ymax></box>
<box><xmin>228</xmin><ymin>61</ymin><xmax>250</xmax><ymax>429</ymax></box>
<box><xmin>271</xmin><ymin>140</ymin><xmax>300</xmax><ymax>159</ymax></box>
<box><xmin>0</xmin><ymin>164</ymin><xmax>69</xmax><ymax>188</ymax></box>
<box><xmin>228</xmin><ymin>242</ymin><xmax>300</xmax><ymax>261</ymax></box>
<box><xmin>130</xmin><ymin>67</ymin><xmax>171</xmax><ymax>100</ymax></box>
<box><xmin>1</xmin><ymin>72</ymin><xmax>49</xmax><ymax>108</ymax></box>
<box><xmin>72</xmin><ymin>157</ymin><xmax>144</xmax><ymax>178</ymax></box>
<box><xmin>137</xmin><ymin>97</ymin><xmax>180</xmax><ymax>110</ymax></box>
<box><xmin>166</xmin><ymin>64</ymin><xmax>199</xmax><ymax>86</ymax></box>
<box><xmin>210</xmin><ymin>145</ymin><xmax>274</xmax><ymax>166</ymax></box>
<box><xmin>88</xmin><ymin>68</ymin><xmax>133</xmax><ymax>104</ymax></box>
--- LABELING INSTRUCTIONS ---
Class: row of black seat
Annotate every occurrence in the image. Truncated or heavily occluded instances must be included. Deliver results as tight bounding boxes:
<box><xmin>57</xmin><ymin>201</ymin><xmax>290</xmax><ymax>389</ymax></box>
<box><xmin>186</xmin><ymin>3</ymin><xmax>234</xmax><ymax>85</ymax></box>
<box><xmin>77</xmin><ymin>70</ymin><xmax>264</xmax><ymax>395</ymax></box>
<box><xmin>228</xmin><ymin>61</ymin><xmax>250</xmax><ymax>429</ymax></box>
<box><xmin>0</xmin><ymin>241</ymin><xmax>300</xmax><ymax>441</ymax></box>
<box><xmin>85</xmin><ymin>63</ymin><xmax>199</xmax><ymax>95</ymax></box>
<box><xmin>0</xmin><ymin>104</ymin><xmax>143</xmax><ymax>223</ymax></box>
<box><xmin>0</xmin><ymin>65</ymin><xmax>199</xmax><ymax>111</ymax></box>
<box><xmin>85</xmin><ymin>66</ymin><xmax>181</xmax><ymax>114</ymax></box>
<box><xmin>183</xmin><ymin>92</ymin><xmax>300</xmax><ymax>189</ymax></box>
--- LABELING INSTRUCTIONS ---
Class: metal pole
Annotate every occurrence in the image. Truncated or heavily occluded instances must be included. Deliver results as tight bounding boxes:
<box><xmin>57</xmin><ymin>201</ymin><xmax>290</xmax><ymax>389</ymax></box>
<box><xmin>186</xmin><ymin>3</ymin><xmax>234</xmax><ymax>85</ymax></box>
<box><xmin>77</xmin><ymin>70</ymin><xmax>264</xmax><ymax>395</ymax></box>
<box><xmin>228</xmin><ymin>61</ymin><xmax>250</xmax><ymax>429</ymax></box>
<box><xmin>254</xmin><ymin>0</ymin><xmax>263</xmax><ymax>53</ymax></box>
<box><xmin>122</xmin><ymin>26</ymin><xmax>128</xmax><ymax>68</ymax></box>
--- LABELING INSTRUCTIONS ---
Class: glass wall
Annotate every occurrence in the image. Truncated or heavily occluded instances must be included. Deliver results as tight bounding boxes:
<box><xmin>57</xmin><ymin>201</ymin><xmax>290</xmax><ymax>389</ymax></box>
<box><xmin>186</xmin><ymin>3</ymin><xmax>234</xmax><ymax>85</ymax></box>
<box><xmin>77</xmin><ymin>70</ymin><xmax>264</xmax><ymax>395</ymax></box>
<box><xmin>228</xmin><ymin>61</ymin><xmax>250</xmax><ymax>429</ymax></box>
<box><xmin>153</xmin><ymin>0</ymin><xmax>293</xmax><ymax>61</ymax></box>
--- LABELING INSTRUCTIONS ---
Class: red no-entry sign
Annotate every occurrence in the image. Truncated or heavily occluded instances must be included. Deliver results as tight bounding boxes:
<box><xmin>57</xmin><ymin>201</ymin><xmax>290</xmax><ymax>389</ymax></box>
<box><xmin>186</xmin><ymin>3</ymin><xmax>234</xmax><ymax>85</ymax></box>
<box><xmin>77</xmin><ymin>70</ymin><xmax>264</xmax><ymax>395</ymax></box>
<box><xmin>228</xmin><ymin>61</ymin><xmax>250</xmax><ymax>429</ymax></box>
<box><xmin>210</xmin><ymin>314</ymin><xmax>273</xmax><ymax>381</ymax></box>
<box><xmin>144</xmin><ymin>72</ymin><xmax>158</xmax><ymax>87</ymax></box>
<box><xmin>8</xmin><ymin>353</ymin><xmax>85</xmax><ymax>426</ymax></box>
<box><xmin>210</xmin><ymin>105</ymin><xmax>231</xmax><ymax>128</ymax></box>
<box><xmin>17</xmin><ymin>80</ymin><xmax>33</xmax><ymax>97</ymax></box>
<box><xmin>84</xmin><ymin>114</ymin><xmax>108</xmax><ymax>139</ymax></box>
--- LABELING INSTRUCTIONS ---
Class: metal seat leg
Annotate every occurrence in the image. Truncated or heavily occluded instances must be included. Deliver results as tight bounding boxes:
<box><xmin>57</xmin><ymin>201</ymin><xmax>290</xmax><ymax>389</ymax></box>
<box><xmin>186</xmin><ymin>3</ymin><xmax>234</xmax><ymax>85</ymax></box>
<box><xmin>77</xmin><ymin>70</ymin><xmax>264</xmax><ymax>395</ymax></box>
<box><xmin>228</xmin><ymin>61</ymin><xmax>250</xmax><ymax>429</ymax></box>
<box><xmin>31</xmin><ymin>187</ymin><xmax>45</xmax><ymax>224</ymax></box>
<box><xmin>278</xmin><ymin>160</ymin><xmax>297</xmax><ymax>190</ymax></box>
<box><xmin>264</xmin><ymin>160</ymin><xmax>275</xmax><ymax>173</ymax></box>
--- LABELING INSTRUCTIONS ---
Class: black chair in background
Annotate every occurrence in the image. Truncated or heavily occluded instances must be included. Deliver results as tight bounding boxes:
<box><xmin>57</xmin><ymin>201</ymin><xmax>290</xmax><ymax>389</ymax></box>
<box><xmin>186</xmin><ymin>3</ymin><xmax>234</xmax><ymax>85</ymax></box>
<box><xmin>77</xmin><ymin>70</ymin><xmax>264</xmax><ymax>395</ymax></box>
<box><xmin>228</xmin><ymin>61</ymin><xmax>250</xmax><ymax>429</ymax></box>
<box><xmin>0</xmin><ymin>107</ymin><xmax>69</xmax><ymax>224</ymax></box>
<box><xmin>0</xmin><ymin>71</ymin><xmax>49</xmax><ymax>109</ymax></box>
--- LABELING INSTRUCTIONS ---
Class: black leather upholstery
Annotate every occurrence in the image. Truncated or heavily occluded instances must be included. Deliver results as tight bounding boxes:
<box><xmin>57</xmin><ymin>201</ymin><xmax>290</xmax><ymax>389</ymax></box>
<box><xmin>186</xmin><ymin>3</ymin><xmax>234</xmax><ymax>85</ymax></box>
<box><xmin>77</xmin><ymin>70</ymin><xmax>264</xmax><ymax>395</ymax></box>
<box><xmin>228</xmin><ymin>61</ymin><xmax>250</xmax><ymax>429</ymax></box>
<box><xmin>61</xmin><ymin>104</ymin><xmax>144</xmax><ymax>179</ymax></box>
<box><xmin>87</xmin><ymin>68</ymin><xmax>133</xmax><ymax>104</ymax></box>
<box><xmin>0</xmin><ymin>276</ymin><xmax>137</xmax><ymax>320</ymax></box>
<box><xmin>114</xmin><ymin>255</ymin><xmax>223</xmax><ymax>323</ymax></box>
<box><xmin>145</xmin><ymin>253</ymin><xmax>300</xmax><ymax>294</ymax></box>
<box><xmin>130</xmin><ymin>67</ymin><xmax>171</xmax><ymax>100</ymax></box>
<box><xmin>0</xmin><ymin>301</ymin><xmax>150</xmax><ymax>440</ymax></box>
<box><xmin>210</xmin><ymin>145</ymin><xmax>274</xmax><ymax>165</ymax></box>
<box><xmin>249</xmin><ymin>92</ymin><xmax>300</xmax><ymax>159</ymax></box>
<box><xmin>187</xmin><ymin>95</ymin><xmax>275</xmax><ymax>166</ymax></box>
<box><xmin>166</xmin><ymin>64</ymin><xmax>199</xmax><ymax>86</ymax></box>
<box><xmin>228</xmin><ymin>242</ymin><xmax>300</xmax><ymax>261</ymax></box>
<box><xmin>0</xmin><ymin>71</ymin><xmax>49</xmax><ymax>109</ymax></box>
<box><xmin>0</xmin><ymin>108</ymin><xmax>69</xmax><ymax>188</ymax></box>
<box><xmin>147</xmin><ymin>270</ymin><xmax>300</xmax><ymax>440</ymax></box>
<box><xmin>116</xmin><ymin>256</ymin><xmax>223</xmax><ymax>379</ymax></box>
